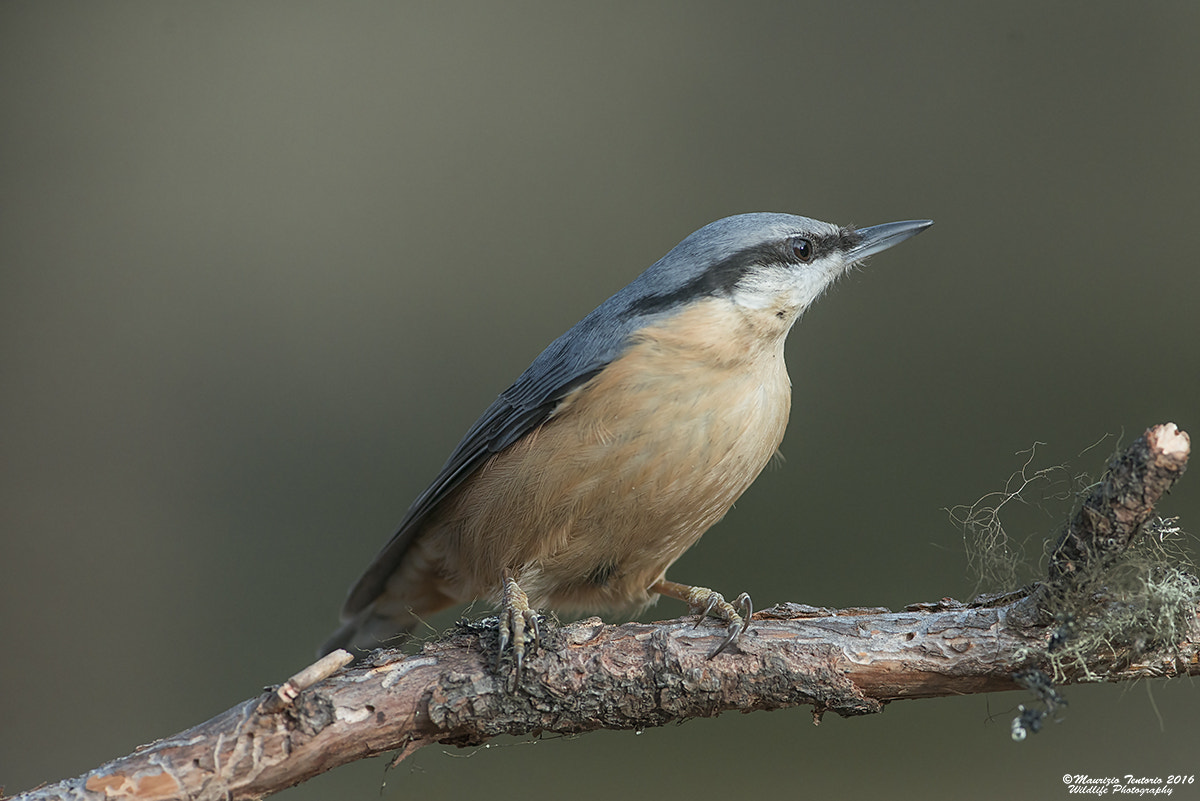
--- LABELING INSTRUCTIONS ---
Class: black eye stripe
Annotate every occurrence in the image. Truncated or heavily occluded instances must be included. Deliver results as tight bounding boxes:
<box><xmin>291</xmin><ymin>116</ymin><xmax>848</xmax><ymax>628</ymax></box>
<box><xmin>626</xmin><ymin>228</ymin><xmax>854</xmax><ymax>316</ymax></box>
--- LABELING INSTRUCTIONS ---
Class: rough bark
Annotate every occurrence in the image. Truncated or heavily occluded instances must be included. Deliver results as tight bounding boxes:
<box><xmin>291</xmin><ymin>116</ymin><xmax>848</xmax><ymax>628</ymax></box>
<box><xmin>1048</xmin><ymin>422</ymin><xmax>1190</xmax><ymax>585</ymax></box>
<box><xmin>10</xmin><ymin>424</ymin><xmax>1194</xmax><ymax>801</ymax></box>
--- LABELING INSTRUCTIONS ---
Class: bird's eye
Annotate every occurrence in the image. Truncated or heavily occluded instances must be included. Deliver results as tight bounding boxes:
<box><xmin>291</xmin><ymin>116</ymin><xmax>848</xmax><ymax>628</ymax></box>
<box><xmin>790</xmin><ymin>237</ymin><xmax>813</xmax><ymax>262</ymax></box>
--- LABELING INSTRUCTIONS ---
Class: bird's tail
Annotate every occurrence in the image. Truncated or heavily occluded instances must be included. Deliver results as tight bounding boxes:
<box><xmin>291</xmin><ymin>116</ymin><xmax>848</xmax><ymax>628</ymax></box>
<box><xmin>318</xmin><ymin>604</ymin><xmax>420</xmax><ymax>659</ymax></box>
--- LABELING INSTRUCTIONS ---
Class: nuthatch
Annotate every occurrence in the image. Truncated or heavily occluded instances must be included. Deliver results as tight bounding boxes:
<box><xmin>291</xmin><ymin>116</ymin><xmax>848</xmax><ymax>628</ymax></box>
<box><xmin>322</xmin><ymin>213</ymin><xmax>932</xmax><ymax>668</ymax></box>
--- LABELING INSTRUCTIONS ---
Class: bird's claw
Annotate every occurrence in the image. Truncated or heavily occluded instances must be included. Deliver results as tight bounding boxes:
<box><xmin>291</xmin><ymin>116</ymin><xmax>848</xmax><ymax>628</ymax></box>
<box><xmin>682</xmin><ymin>586</ymin><xmax>752</xmax><ymax>658</ymax></box>
<box><xmin>710</xmin><ymin>592</ymin><xmax>752</xmax><ymax>658</ymax></box>
<box><xmin>497</xmin><ymin>572</ymin><xmax>540</xmax><ymax>680</ymax></box>
<box><xmin>695</xmin><ymin>592</ymin><xmax>720</xmax><ymax>622</ymax></box>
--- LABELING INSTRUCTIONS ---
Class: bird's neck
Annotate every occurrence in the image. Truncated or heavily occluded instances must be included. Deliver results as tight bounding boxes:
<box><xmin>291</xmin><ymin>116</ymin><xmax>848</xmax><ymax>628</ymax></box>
<box><xmin>632</xmin><ymin>296</ymin><xmax>793</xmax><ymax>372</ymax></box>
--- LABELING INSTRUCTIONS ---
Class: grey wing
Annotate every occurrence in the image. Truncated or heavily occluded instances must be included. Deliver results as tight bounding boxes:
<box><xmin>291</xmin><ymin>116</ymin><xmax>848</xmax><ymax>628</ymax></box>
<box><xmin>339</xmin><ymin>320</ymin><xmax>630</xmax><ymax>618</ymax></box>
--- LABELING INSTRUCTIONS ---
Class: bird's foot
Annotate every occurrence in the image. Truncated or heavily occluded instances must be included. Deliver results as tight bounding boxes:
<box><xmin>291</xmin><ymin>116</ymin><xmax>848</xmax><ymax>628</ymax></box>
<box><xmin>650</xmin><ymin>579</ymin><xmax>752</xmax><ymax>658</ymax></box>
<box><xmin>497</xmin><ymin>571</ymin><xmax>540</xmax><ymax>678</ymax></box>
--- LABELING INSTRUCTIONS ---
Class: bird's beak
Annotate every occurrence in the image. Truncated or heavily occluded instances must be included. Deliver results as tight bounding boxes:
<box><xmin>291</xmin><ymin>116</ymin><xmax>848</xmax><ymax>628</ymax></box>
<box><xmin>847</xmin><ymin>219</ymin><xmax>933</xmax><ymax>262</ymax></box>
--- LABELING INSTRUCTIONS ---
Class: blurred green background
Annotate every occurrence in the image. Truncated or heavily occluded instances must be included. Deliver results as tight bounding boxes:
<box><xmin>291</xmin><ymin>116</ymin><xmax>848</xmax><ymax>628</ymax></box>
<box><xmin>2</xmin><ymin>3</ymin><xmax>1198</xmax><ymax>799</ymax></box>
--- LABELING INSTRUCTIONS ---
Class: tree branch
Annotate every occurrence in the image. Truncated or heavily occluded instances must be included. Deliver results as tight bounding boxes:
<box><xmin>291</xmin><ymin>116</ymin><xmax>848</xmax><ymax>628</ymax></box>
<box><xmin>11</xmin><ymin>424</ymin><xmax>1195</xmax><ymax>801</ymax></box>
<box><xmin>1048</xmin><ymin>421</ymin><xmax>1190</xmax><ymax>585</ymax></box>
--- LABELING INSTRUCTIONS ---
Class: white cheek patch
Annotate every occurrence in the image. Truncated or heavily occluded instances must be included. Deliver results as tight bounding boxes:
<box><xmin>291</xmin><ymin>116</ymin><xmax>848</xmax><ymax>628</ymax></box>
<box><xmin>729</xmin><ymin>266</ymin><xmax>789</xmax><ymax>310</ymax></box>
<box><xmin>730</xmin><ymin>256</ymin><xmax>848</xmax><ymax>313</ymax></box>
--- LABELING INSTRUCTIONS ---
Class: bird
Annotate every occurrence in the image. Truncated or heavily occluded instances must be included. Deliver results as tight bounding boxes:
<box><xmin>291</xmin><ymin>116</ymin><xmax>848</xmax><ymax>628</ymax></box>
<box><xmin>322</xmin><ymin>212</ymin><xmax>932</xmax><ymax>670</ymax></box>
